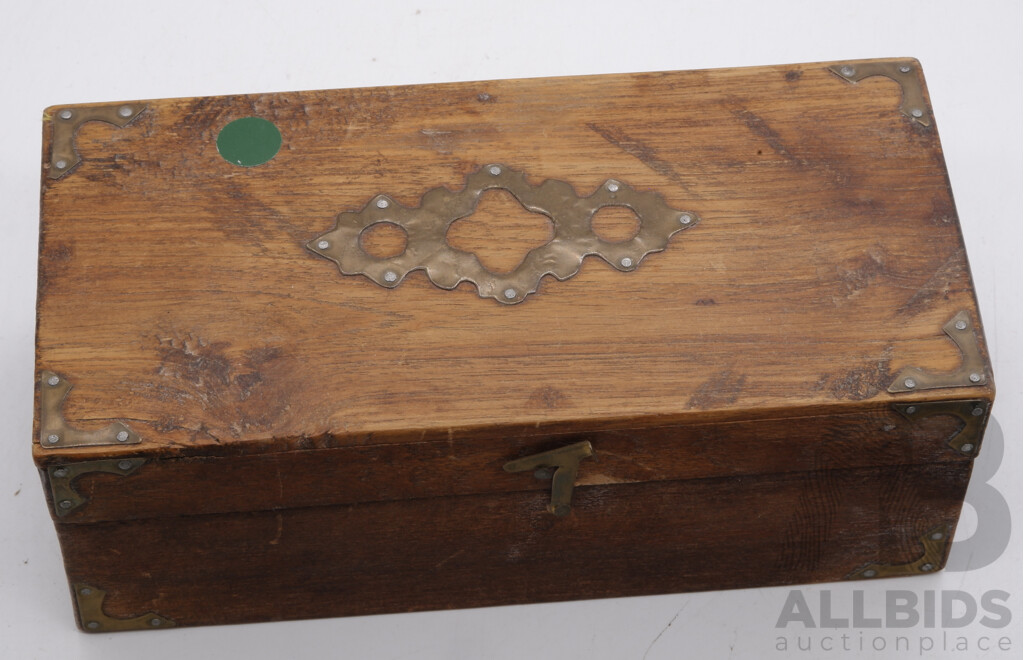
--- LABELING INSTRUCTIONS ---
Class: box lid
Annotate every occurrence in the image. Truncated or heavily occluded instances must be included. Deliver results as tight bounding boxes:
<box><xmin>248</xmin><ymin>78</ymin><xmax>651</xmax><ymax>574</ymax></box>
<box><xmin>34</xmin><ymin>58</ymin><xmax>993</xmax><ymax>521</ymax></box>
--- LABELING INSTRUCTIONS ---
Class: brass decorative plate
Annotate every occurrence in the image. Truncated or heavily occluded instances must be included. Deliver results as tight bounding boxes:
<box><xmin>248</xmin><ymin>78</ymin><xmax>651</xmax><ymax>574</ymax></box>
<box><xmin>308</xmin><ymin>164</ymin><xmax>699</xmax><ymax>304</ymax></box>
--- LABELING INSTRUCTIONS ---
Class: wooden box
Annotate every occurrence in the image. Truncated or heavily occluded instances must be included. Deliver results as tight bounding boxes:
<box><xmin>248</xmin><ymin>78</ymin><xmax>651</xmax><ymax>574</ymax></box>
<box><xmin>34</xmin><ymin>58</ymin><xmax>994</xmax><ymax>632</ymax></box>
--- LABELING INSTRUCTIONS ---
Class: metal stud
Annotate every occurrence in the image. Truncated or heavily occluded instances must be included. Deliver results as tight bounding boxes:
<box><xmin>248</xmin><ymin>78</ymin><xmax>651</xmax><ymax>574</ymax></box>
<box><xmin>47</xmin><ymin>375</ymin><xmax>60</xmax><ymax>386</ymax></box>
<box><xmin>58</xmin><ymin>109</ymin><xmax>73</xmax><ymax>120</ymax></box>
<box><xmin>317</xmin><ymin>240</ymin><xmax>329</xmax><ymax>250</ymax></box>
<box><xmin>911</xmin><ymin>108</ymin><xmax>924</xmax><ymax>118</ymax></box>
<box><xmin>862</xmin><ymin>569</ymin><xmax>876</xmax><ymax>578</ymax></box>
<box><xmin>53</xmin><ymin>467</ymin><xmax>68</xmax><ymax>478</ymax></box>
<box><xmin>971</xmin><ymin>406</ymin><xmax>984</xmax><ymax>417</ymax></box>
<box><xmin>620</xmin><ymin>257</ymin><xmax>633</xmax><ymax>268</ymax></box>
<box><xmin>954</xmin><ymin>320</ymin><xmax>968</xmax><ymax>330</ymax></box>
<box><xmin>150</xmin><ymin>618</ymin><xmax>163</xmax><ymax>627</ymax></box>
<box><xmin>606</xmin><ymin>182</ymin><xmax>619</xmax><ymax>192</ymax></box>
<box><xmin>116</xmin><ymin>431</ymin><xmax>130</xmax><ymax>442</ymax></box>
<box><xmin>46</xmin><ymin>434</ymin><xmax>60</xmax><ymax>445</ymax></box>
<box><xmin>383</xmin><ymin>271</ymin><xmax>398</xmax><ymax>283</ymax></box>
<box><xmin>503</xmin><ymin>288</ymin><xmax>516</xmax><ymax>300</ymax></box>
<box><xmin>969</xmin><ymin>373</ymin><xmax>982</xmax><ymax>383</ymax></box>
<box><xmin>930</xmin><ymin>531</ymin><xmax>944</xmax><ymax>540</ymax></box>
<box><xmin>118</xmin><ymin>106</ymin><xmax>133</xmax><ymax>118</ymax></box>
<box><xmin>899</xmin><ymin>65</ymin><xmax>912</xmax><ymax>73</ymax></box>
<box><xmin>58</xmin><ymin>500</ymin><xmax>73</xmax><ymax>510</ymax></box>
<box><xmin>488</xmin><ymin>165</ymin><xmax>501</xmax><ymax>175</ymax></box>
<box><xmin>679</xmin><ymin>213</ymin><xmax>692</xmax><ymax>225</ymax></box>
<box><xmin>905</xmin><ymin>405</ymin><xmax>917</xmax><ymax>414</ymax></box>
<box><xmin>376</xmin><ymin>198</ymin><xmax>389</xmax><ymax>209</ymax></box>
<box><xmin>920</xmin><ymin>563</ymin><xmax>934</xmax><ymax>572</ymax></box>
<box><xmin>80</xmin><ymin>588</ymin><xmax>92</xmax><ymax>596</ymax></box>
<box><xmin>961</xmin><ymin>443</ymin><xmax>974</xmax><ymax>453</ymax></box>
<box><xmin>840</xmin><ymin>66</ymin><xmax>855</xmax><ymax>77</ymax></box>
<box><xmin>904</xmin><ymin>378</ymin><xmax>917</xmax><ymax>389</ymax></box>
<box><xmin>118</xmin><ymin>460</ymin><xmax>133</xmax><ymax>471</ymax></box>
<box><xmin>54</xmin><ymin>159</ymin><xmax>67</xmax><ymax>170</ymax></box>
<box><xmin>87</xmin><ymin>621</ymin><xmax>100</xmax><ymax>630</ymax></box>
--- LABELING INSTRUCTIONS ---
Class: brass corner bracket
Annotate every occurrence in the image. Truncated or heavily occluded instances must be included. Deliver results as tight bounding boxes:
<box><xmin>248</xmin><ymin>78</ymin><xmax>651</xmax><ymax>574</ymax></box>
<box><xmin>307</xmin><ymin>164</ymin><xmax>700</xmax><ymax>304</ymax></box>
<box><xmin>888</xmin><ymin>311</ymin><xmax>989</xmax><ymax>393</ymax></box>
<box><xmin>47</xmin><ymin>458</ymin><xmax>145</xmax><ymax>517</ymax></box>
<box><xmin>893</xmin><ymin>399</ymin><xmax>989</xmax><ymax>456</ymax></box>
<box><xmin>847</xmin><ymin>525</ymin><xmax>951</xmax><ymax>580</ymax></box>
<box><xmin>503</xmin><ymin>440</ymin><xmax>594</xmax><ymax>516</ymax></box>
<box><xmin>39</xmin><ymin>371</ymin><xmax>140</xmax><ymax>449</ymax></box>
<box><xmin>46</xmin><ymin>102</ymin><xmax>146</xmax><ymax>180</ymax></box>
<box><xmin>73</xmin><ymin>584</ymin><xmax>175</xmax><ymax>632</ymax></box>
<box><xmin>828</xmin><ymin>59</ymin><xmax>930</xmax><ymax>126</ymax></box>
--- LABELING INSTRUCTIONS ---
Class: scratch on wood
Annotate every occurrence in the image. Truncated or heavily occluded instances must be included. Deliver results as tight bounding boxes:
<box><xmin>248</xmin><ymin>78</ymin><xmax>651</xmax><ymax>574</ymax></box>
<box><xmin>585</xmin><ymin>122</ymin><xmax>701</xmax><ymax>197</ymax></box>
<box><xmin>688</xmin><ymin>370</ymin><xmax>747</xmax><ymax>409</ymax></box>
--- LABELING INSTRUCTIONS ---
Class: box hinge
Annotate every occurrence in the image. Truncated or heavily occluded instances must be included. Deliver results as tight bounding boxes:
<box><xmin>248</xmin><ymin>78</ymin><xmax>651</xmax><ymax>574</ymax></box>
<box><xmin>887</xmin><ymin>311</ymin><xmax>989</xmax><ymax>393</ymax></box>
<box><xmin>47</xmin><ymin>458</ymin><xmax>145</xmax><ymax>517</ymax></box>
<box><xmin>73</xmin><ymin>584</ymin><xmax>175</xmax><ymax>632</ymax></box>
<box><xmin>39</xmin><ymin>371</ymin><xmax>141</xmax><ymax>449</ymax></box>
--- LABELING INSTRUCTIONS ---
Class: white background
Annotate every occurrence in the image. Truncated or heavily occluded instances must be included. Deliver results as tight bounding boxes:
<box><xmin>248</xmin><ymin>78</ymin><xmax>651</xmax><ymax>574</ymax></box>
<box><xmin>1</xmin><ymin>1</ymin><xmax>1020</xmax><ymax>658</ymax></box>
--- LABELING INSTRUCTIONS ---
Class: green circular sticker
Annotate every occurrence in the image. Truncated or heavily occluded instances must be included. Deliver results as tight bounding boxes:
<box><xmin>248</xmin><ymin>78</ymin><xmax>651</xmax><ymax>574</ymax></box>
<box><xmin>216</xmin><ymin>116</ymin><xmax>282</xmax><ymax>167</ymax></box>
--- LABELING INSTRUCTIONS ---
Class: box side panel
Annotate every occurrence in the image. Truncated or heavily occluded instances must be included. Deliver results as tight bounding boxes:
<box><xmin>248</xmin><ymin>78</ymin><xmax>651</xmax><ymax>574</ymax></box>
<box><xmin>55</xmin><ymin>461</ymin><xmax>969</xmax><ymax>630</ymax></box>
<box><xmin>41</xmin><ymin>405</ymin><xmax>982</xmax><ymax>524</ymax></box>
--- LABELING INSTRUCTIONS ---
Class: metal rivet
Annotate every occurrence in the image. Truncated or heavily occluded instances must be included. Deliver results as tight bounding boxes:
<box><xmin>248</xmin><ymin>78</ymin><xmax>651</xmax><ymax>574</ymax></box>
<box><xmin>930</xmin><ymin>531</ymin><xmax>944</xmax><ymax>540</ymax></box>
<box><xmin>961</xmin><ymin>443</ymin><xmax>974</xmax><ymax>453</ymax></box>
<box><xmin>118</xmin><ymin>105</ymin><xmax>133</xmax><ymax>118</ymax></box>
<box><xmin>911</xmin><ymin>108</ymin><xmax>924</xmax><ymax>118</ymax></box>
<box><xmin>58</xmin><ymin>109</ymin><xmax>73</xmax><ymax>120</ymax></box>
<box><xmin>904</xmin><ymin>378</ymin><xmax>917</xmax><ymax>389</ymax></box>
<box><xmin>882</xmin><ymin>424</ymin><xmax>895</xmax><ymax>432</ymax></box>
<box><xmin>606</xmin><ymin>182</ymin><xmax>619</xmax><ymax>192</ymax></box>
<box><xmin>58</xmin><ymin>500</ymin><xmax>73</xmax><ymax>510</ymax></box>
<box><xmin>488</xmin><ymin>165</ymin><xmax>501</xmax><ymax>175</ymax></box>
<box><xmin>840</xmin><ymin>66</ymin><xmax>855</xmax><ymax>77</ymax></box>
<box><xmin>503</xmin><ymin>288</ymin><xmax>516</xmax><ymax>300</ymax></box>
<box><xmin>620</xmin><ymin>257</ymin><xmax>633</xmax><ymax>268</ymax></box>
<box><xmin>533</xmin><ymin>467</ymin><xmax>553</xmax><ymax>480</ymax></box>
<box><xmin>905</xmin><ymin>405</ymin><xmax>917</xmax><ymax>414</ymax></box>
<box><xmin>80</xmin><ymin>588</ymin><xmax>92</xmax><ymax>596</ymax></box>
<box><xmin>679</xmin><ymin>213</ymin><xmax>693</xmax><ymax>225</ymax></box>
<box><xmin>376</xmin><ymin>198</ymin><xmax>389</xmax><ymax>209</ymax></box>
<box><xmin>383</xmin><ymin>271</ymin><xmax>398</xmax><ymax>283</ymax></box>
<box><xmin>899</xmin><ymin>65</ymin><xmax>911</xmax><ymax>73</ymax></box>
<box><xmin>954</xmin><ymin>320</ymin><xmax>968</xmax><ymax>330</ymax></box>
<box><xmin>317</xmin><ymin>240</ymin><xmax>329</xmax><ymax>250</ymax></box>
<box><xmin>53</xmin><ymin>467</ymin><xmax>69</xmax><ymax>478</ymax></box>
<box><xmin>971</xmin><ymin>407</ymin><xmax>984</xmax><ymax>417</ymax></box>
<box><xmin>969</xmin><ymin>373</ymin><xmax>981</xmax><ymax>383</ymax></box>
<box><xmin>920</xmin><ymin>563</ymin><xmax>934</xmax><ymax>572</ymax></box>
<box><xmin>150</xmin><ymin>618</ymin><xmax>163</xmax><ymax>627</ymax></box>
<box><xmin>862</xmin><ymin>569</ymin><xmax>876</xmax><ymax>578</ymax></box>
<box><xmin>116</xmin><ymin>430</ymin><xmax>130</xmax><ymax>442</ymax></box>
<box><xmin>46</xmin><ymin>434</ymin><xmax>60</xmax><ymax>444</ymax></box>
<box><xmin>118</xmin><ymin>460</ymin><xmax>133</xmax><ymax>471</ymax></box>
<box><xmin>47</xmin><ymin>375</ymin><xmax>60</xmax><ymax>386</ymax></box>
<box><xmin>54</xmin><ymin>159</ymin><xmax>67</xmax><ymax>170</ymax></box>
<box><xmin>87</xmin><ymin>621</ymin><xmax>100</xmax><ymax>630</ymax></box>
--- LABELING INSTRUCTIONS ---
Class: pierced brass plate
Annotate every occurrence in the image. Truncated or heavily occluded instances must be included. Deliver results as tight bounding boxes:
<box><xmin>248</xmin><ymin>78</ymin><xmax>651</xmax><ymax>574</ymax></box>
<box><xmin>39</xmin><ymin>371</ymin><xmax>140</xmax><ymax>449</ymax></box>
<box><xmin>893</xmin><ymin>399</ymin><xmax>988</xmax><ymax>455</ymax></box>
<box><xmin>504</xmin><ymin>440</ymin><xmax>594</xmax><ymax>516</ymax></box>
<box><xmin>847</xmin><ymin>525</ymin><xmax>951</xmax><ymax>579</ymax></box>
<box><xmin>46</xmin><ymin>103</ymin><xmax>146</xmax><ymax>179</ymax></box>
<box><xmin>308</xmin><ymin>164</ymin><xmax>699</xmax><ymax>304</ymax></box>
<box><xmin>829</xmin><ymin>59</ymin><xmax>930</xmax><ymax>126</ymax></box>
<box><xmin>47</xmin><ymin>458</ymin><xmax>145</xmax><ymax>517</ymax></box>
<box><xmin>73</xmin><ymin>584</ymin><xmax>175</xmax><ymax>632</ymax></box>
<box><xmin>888</xmin><ymin>311</ymin><xmax>989</xmax><ymax>393</ymax></box>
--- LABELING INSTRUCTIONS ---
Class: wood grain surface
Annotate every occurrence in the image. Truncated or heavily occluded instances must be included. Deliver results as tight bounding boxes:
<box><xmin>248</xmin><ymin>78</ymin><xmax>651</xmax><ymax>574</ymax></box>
<box><xmin>35</xmin><ymin>58</ymin><xmax>993</xmax><ymax>465</ymax></box>
<box><xmin>55</xmin><ymin>461</ymin><xmax>970</xmax><ymax>629</ymax></box>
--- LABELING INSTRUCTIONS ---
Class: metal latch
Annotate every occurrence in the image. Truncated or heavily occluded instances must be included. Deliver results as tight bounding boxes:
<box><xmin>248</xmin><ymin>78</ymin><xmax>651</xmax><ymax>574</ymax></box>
<box><xmin>503</xmin><ymin>440</ymin><xmax>594</xmax><ymax>516</ymax></box>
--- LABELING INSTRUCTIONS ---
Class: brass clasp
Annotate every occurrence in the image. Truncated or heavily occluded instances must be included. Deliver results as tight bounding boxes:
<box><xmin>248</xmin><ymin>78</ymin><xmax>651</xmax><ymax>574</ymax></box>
<box><xmin>503</xmin><ymin>441</ymin><xmax>594</xmax><ymax>516</ymax></box>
